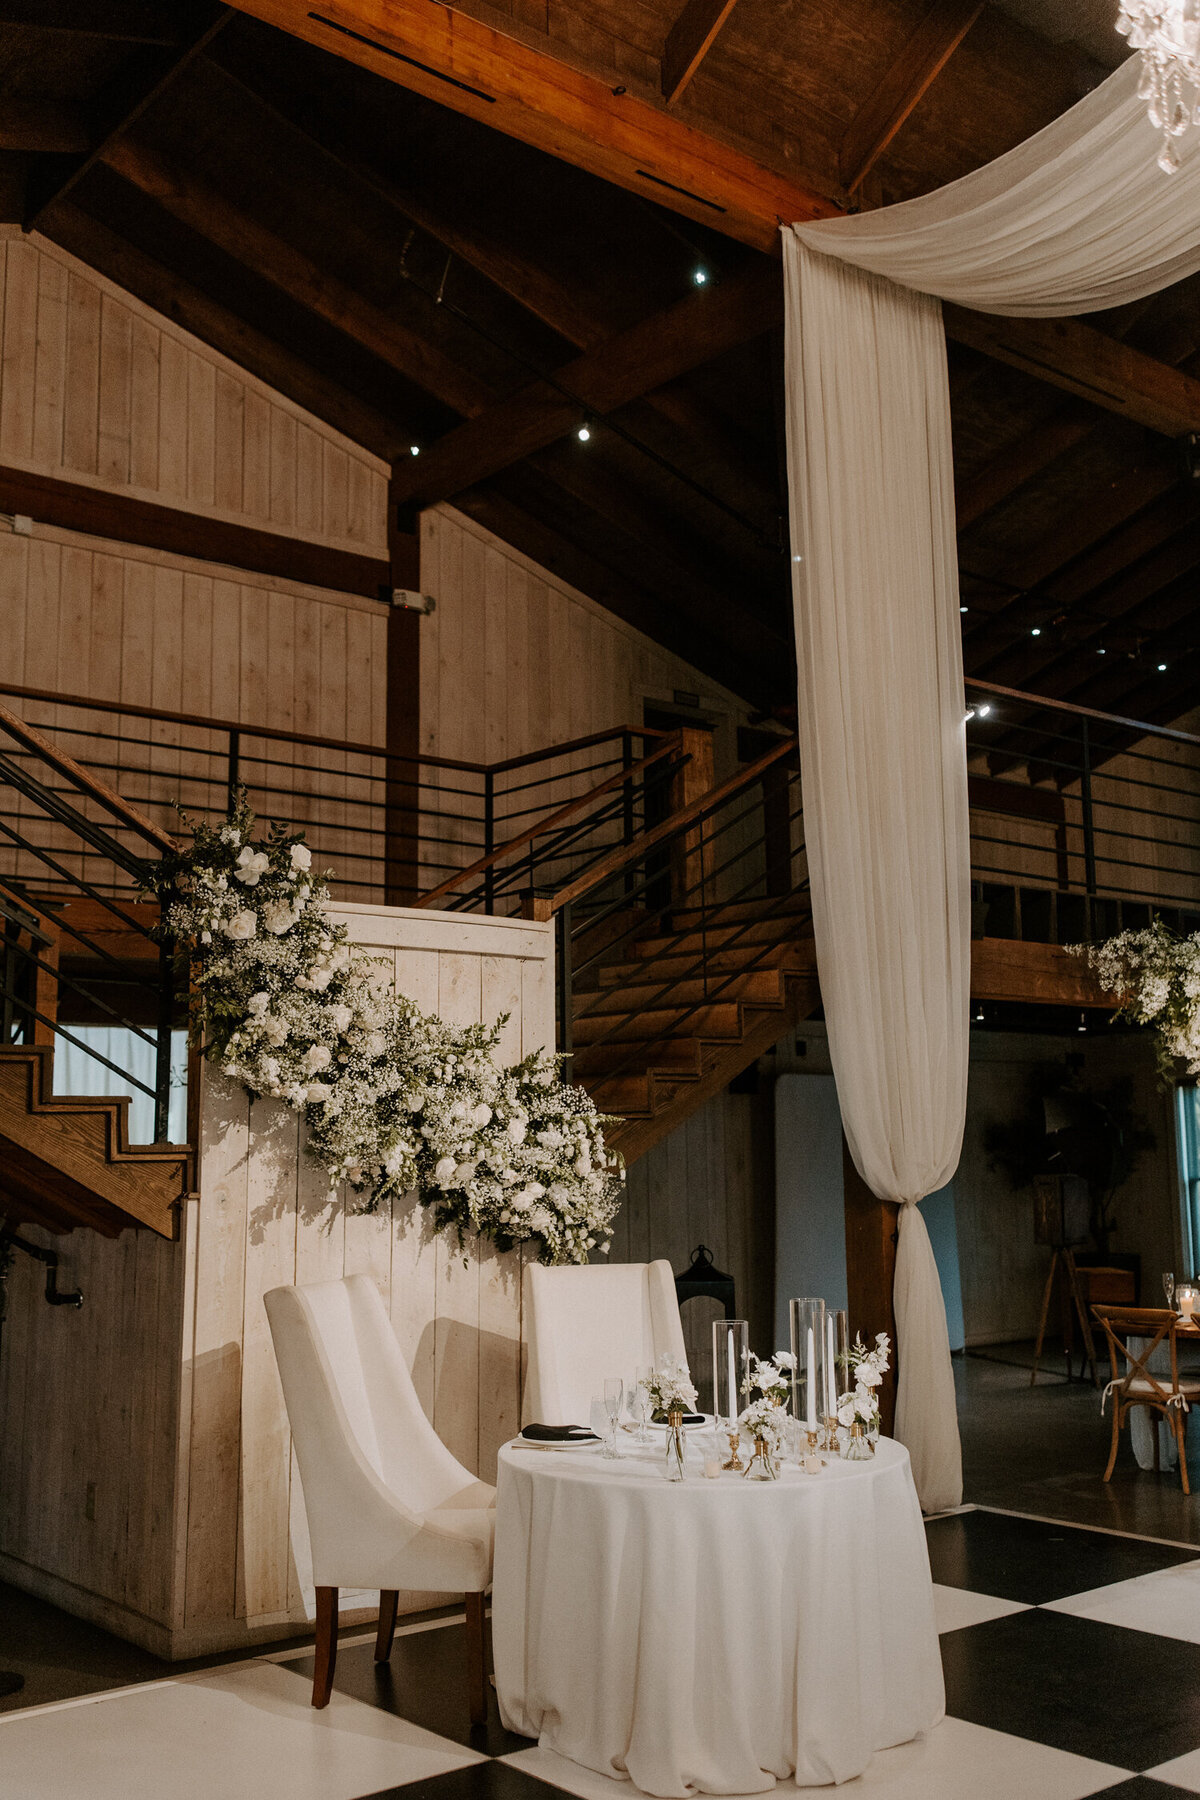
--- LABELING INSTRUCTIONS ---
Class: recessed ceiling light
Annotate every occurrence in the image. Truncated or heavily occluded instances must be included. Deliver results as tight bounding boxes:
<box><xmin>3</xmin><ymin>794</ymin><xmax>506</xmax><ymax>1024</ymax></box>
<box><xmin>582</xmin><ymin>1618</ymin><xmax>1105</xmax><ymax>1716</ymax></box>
<box><xmin>577</xmin><ymin>422</ymin><xmax>591</xmax><ymax>442</ymax></box>
<box><xmin>1031</xmin><ymin>627</ymin><xmax>1041</xmax><ymax>637</ymax></box>
<box><xmin>1158</xmin><ymin>661</ymin><xmax>1168</xmax><ymax>671</ymax></box>
<box><xmin>409</xmin><ymin>444</ymin><xmax>421</xmax><ymax>456</ymax></box>
<box><xmin>693</xmin><ymin>266</ymin><xmax>709</xmax><ymax>286</ymax></box>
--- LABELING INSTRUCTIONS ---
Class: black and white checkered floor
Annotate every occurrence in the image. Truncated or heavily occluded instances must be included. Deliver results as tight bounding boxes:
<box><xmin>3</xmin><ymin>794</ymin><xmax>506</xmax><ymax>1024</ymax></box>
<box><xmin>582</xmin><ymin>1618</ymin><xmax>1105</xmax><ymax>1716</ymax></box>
<box><xmin>7</xmin><ymin>1507</ymin><xmax>1200</xmax><ymax>1799</ymax></box>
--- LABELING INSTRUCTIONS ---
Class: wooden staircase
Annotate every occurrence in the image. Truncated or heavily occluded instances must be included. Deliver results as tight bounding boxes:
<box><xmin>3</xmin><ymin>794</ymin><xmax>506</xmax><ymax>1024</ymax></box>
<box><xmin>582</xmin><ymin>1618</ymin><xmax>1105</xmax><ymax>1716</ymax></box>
<box><xmin>573</xmin><ymin>893</ymin><xmax>819</xmax><ymax>1163</ymax></box>
<box><xmin>0</xmin><ymin>1045</ymin><xmax>189</xmax><ymax>1237</ymax></box>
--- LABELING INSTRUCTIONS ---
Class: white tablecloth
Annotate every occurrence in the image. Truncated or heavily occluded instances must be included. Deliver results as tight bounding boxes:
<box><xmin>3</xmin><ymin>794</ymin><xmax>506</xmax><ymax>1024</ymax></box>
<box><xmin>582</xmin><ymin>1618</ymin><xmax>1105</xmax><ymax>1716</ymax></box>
<box><xmin>492</xmin><ymin>1435</ymin><xmax>944</xmax><ymax>1796</ymax></box>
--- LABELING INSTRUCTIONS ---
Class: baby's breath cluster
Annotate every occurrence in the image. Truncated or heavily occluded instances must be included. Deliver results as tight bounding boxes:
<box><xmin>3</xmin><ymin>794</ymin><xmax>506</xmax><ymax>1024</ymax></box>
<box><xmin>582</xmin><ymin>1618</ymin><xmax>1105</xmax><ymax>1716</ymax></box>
<box><xmin>148</xmin><ymin>798</ymin><xmax>622</xmax><ymax>1263</ymax></box>
<box><xmin>1071</xmin><ymin>918</ymin><xmax>1200</xmax><ymax>1080</ymax></box>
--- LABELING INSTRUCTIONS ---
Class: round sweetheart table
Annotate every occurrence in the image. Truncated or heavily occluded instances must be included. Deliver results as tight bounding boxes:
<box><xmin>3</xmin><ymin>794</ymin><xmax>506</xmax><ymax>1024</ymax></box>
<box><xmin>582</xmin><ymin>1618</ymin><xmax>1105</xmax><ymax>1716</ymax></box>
<box><xmin>492</xmin><ymin>1435</ymin><xmax>944</xmax><ymax>1797</ymax></box>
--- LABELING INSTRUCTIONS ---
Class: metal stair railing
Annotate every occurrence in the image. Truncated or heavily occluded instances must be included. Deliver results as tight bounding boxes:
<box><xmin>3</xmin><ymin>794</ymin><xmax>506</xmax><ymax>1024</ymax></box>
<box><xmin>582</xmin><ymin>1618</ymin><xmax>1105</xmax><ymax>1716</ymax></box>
<box><xmin>0</xmin><ymin>705</ymin><xmax>182</xmax><ymax>1146</ymax></box>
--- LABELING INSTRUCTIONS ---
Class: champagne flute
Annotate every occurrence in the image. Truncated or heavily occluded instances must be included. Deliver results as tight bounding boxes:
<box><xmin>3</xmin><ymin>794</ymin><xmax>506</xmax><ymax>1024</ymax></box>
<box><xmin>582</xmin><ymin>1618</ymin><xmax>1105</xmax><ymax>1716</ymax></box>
<box><xmin>603</xmin><ymin>1377</ymin><xmax>624</xmax><ymax>1459</ymax></box>
<box><xmin>634</xmin><ymin>1366</ymin><xmax>653</xmax><ymax>1444</ymax></box>
<box><xmin>1165</xmin><ymin>1271</ymin><xmax>1176</xmax><ymax>1310</ymax></box>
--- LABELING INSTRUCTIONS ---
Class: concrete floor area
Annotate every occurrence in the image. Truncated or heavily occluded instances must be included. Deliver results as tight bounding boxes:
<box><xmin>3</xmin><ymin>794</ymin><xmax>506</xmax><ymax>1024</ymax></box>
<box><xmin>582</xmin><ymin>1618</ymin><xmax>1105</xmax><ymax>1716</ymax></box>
<box><xmin>958</xmin><ymin>1341</ymin><xmax>1200</xmax><ymax>1544</ymax></box>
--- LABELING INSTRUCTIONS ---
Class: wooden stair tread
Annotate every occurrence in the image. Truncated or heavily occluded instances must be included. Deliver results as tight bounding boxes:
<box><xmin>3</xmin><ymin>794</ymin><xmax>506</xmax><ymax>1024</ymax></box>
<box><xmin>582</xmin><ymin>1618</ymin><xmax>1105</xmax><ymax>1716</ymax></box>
<box><xmin>0</xmin><ymin>1046</ymin><xmax>189</xmax><ymax>1237</ymax></box>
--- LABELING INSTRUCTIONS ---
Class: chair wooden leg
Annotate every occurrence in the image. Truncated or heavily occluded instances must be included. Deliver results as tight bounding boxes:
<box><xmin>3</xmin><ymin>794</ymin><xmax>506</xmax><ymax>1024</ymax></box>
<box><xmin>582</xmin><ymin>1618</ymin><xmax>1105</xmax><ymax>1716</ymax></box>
<box><xmin>1154</xmin><ymin>1409</ymin><xmax>1162</xmax><ymax>1473</ymax></box>
<box><xmin>1103</xmin><ymin>1400</ymin><xmax>1121</xmax><ymax>1483</ymax></box>
<box><xmin>465</xmin><ymin>1592</ymin><xmax>487</xmax><ymax>1725</ymax></box>
<box><xmin>1176</xmin><ymin>1411</ymin><xmax>1191</xmax><ymax>1496</ymax></box>
<box><xmin>313</xmin><ymin>1586</ymin><xmax>338</xmax><ymax>1709</ymax></box>
<box><xmin>375</xmin><ymin>1590</ymin><xmax>399</xmax><ymax>1662</ymax></box>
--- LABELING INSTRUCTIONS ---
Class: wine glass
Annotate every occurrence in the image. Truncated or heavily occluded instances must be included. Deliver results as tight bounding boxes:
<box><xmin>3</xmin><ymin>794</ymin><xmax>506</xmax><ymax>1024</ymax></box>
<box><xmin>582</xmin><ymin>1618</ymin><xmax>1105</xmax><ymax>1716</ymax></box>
<box><xmin>633</xmin><ymin>1366</ymin><xmax>653</xmax><ymax>1444</ymax></box>
<box><xmin>1165</xmin><ymin>1271</ymin><xmax>1176</xmax><ymax>1310</ymax></box>
<box><xmin>603</xmin><ymin>1377</ymin><xmax>624</xmax><ymax>1459</ymax></box>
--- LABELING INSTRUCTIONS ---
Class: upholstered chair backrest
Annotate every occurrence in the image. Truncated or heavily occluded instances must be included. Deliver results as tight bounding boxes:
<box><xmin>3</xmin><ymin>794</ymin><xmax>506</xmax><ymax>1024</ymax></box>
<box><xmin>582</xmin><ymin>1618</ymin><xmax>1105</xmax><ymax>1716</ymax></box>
<box><xmin>523</xmin><ymin>1259</ymin><xmax>688</xmax><ymax>1425</ymax></box>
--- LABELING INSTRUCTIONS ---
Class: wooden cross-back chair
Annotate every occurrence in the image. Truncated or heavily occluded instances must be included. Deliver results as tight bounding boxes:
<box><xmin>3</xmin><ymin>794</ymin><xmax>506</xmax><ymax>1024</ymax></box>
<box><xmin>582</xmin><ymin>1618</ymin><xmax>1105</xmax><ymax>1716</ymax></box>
<box><xmin>1092</xmin><ymin>1305</ymin><xmax>1200</xmax><ymax>1495</ymax></box>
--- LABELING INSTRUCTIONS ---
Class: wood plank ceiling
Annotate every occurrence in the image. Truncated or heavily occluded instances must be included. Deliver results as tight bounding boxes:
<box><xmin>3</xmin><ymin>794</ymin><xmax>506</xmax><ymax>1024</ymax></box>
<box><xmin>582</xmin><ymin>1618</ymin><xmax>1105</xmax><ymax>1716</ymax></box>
<box><xmin>1</xmin><ymin>0</ymin><xmax>1197</xmax><ymax>739</ymax></box>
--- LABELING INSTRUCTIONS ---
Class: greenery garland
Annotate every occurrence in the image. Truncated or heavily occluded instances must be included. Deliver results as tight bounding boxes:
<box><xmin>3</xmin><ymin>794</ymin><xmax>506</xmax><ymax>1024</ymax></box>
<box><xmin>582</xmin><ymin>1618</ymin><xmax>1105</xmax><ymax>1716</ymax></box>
<box><xmin>146</xmin><ymin>798</ymin><xmax>623</xmax><ymax>1264</ymax></box>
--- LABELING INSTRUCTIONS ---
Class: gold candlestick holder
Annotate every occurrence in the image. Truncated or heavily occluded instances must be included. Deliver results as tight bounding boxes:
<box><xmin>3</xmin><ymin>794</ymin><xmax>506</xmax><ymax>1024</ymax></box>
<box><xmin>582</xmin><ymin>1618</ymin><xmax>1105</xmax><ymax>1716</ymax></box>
<box><xmin>803</xmin><ymin>1428</ymin><xmax>822</xmax><ymax>1475</ymax></box>
<box><xmin>823</xmin><ymin>1415</ymin><xmax>839</xmax><ymax>1454</ymax></box>
<box><xmin>721</xmin><ymin>1426</ymin><xmax>745</xmax><ymax>1472</ymax></box>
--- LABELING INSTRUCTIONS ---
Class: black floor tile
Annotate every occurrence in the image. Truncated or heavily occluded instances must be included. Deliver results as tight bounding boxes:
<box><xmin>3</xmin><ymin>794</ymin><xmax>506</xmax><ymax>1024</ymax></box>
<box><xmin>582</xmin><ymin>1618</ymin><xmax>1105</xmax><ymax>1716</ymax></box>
<box><xmin>285</xmin><ymin>1621</ymin><xmax>535</xmax><ymax>1758</ymax></box>
<box><xmin>941</xmin><ymin>1608</ymin><xmax>1200</xmax><ymax>1769</ymax></box>
<box><xmin>353</xmin><ymin>1761</ymin><xmax>562</xmax><ymax>1800</ymax></box>
<box><xmin>926</xmin><ymin>1508</ymin><xmax>1196</xmax><ymax>1603</ymax></box>
<box><xmin>1080</xmin><ymin>1784</ymin><xmax>1200</xmax><ymax>1799</ymax></box>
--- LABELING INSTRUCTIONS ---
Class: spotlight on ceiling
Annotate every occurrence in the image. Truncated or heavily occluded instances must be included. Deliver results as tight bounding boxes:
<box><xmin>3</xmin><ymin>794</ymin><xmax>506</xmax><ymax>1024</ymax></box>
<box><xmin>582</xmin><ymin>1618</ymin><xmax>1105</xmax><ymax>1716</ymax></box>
<box><xmin>965</xmin><ymin>702</ymin><xmax>993</xmax><ymax>723</ymax></box>
<box><xmin>1031</xmin><ymin>627</ymin><xmax>1041</xmax><ymax>637</ymax></box>
<box><xmin>577</xmin><ymin>421</ymin><xmax>592</xmax><ymax>443</ymax></box>
<box><xmin>960</xmin><ymin>605</ymin><xmax>968</xmax><ymax>614</ymax></box>
<box><xmin>409</xmin><ymin>444</ymin><xmax>421</xmax><ymax>457</ymax></box>
<box><xmin>973</xmin><ymin>1002</ymin><xmax>986</xmax><ymax>1024</ymax></box>
<box><xmin>1097</xmin><ymin>646</ymin><xmax>1107</xmax><ymax>655</ymax></box>
<box><xmin>1159</xmin><ymin>661</ymin><xmax>1169</xmax><ymax>671</ymax></box>
<box><xmin>693</xmin><ymin>266</ymin><xmax>709</xmax><ymax>286</ymax></box>
<box><xmin>1078</xmin><ymin>1010</ymin><xmax>1087</xmax><ymax>1033</ymax></box>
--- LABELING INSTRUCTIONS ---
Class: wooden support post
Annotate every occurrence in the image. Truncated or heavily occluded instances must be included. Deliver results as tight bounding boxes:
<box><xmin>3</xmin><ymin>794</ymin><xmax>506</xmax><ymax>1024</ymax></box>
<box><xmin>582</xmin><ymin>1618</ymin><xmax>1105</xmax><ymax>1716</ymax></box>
<box><xmin>668</xmin><ymin>725</ymin><xmax>715</xmax><ymax>906</ymax></box>
<box><xmin>842</xmin><ymin>1134</ymin><xmax>898</xmax><ymax>1435</ymax></box>
<box><xmin>385</xmin><ymin>485</ymin><xmax>421</xmax><ymax>906</ymax></box>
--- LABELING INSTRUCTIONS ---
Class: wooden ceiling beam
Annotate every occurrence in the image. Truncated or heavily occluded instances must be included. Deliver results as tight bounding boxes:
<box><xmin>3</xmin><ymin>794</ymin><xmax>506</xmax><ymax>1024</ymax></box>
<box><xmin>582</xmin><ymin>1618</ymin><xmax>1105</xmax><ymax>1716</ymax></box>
<box><xmin>100</xmin><ymin>137</ymin><xmax>489</xmax><ymax>418</ymax></box>
<box><xmin>954</xmin><ymin>401</ymin><xmax>1095</xmax><ymax>530</ymax></box>
<box><xmin>23</xmin><ymin>5</ymin><xmax>234</xmax><ymax>232</ymax></box>
<box><xmin>943</xmin><ymin>304</ymin><xmax>1200</xmax><ymax>438</ymax></box>
<box><xmin>0</xmin><ymin>1</ymin><xmax>178</xmax><ymax>39</ymax></box>
<box><xmin>0</xmin><ymin>101</ymin><xmax>90</xmax><ymax>155</ymax></box>
<box><xmin>224</xmin><ymin>0</ymin><xmax>840</xmax><ymax>251</ymax></box>
<box><xmin>840</xmin><ymin>0</ymin><xmax>983</xmax><ymax>193</ymax></box>
<box><xmin>662</xmin><ymin>0</ymin><xmax>741</xmax><ymax>106</ymax></box>
<box><xmin>392</xmin><ymin>261</ymin><xmax>781</xmax><ymax>507</ymax></box>
<box><xmin>44</xmin><ymin>205</ymin><xmax>402</xmax><ymax>459</ymax></box>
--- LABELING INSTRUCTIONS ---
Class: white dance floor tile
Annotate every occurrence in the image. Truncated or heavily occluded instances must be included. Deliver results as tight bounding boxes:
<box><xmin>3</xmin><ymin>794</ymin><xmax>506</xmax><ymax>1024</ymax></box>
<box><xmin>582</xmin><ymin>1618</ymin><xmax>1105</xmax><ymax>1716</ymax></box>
<box><xmin>1042</xmin><ymin>1558</ymin><xmax>1200</xmax><ymax>1643</ymax></box>
<box><xmin>1145</xmin><ymin>1746</ymin><xmax>1200</xmax><ymax>1792</ymax></box>
<box><xmin>0</xmin><ymin>1658</ymin><xmax>483</xmax><ymax>1800</ymax></box>
<box><xmin>502</xmin><ymin>1717</ymin><xmax>1127</xmax><ymax>1800</ymax></box>
<box><xmin>931</xmin><ymin>1583</ymin><xmax>1031</xmax><ymax>1635</ymax></box>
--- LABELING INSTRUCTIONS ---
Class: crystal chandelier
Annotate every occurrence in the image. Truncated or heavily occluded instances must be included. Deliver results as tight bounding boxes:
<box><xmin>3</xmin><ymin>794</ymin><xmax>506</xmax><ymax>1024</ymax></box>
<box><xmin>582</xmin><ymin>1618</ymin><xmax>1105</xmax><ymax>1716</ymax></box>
<box><xmin>1117</xmin><ymin>2</ymin><xmax>1200</xmax><ymax>170</ymax></box>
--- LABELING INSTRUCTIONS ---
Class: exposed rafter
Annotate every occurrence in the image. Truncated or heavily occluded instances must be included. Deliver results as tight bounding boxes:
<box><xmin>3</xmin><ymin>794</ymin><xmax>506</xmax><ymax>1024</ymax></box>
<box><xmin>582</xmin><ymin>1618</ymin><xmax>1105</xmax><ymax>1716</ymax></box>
<box><xmin>0</xmin><ymin>102</ymin><xmax>89</xmax><ymax>155</ymax></box>
<box><xmin>22</xmin><ymin>5</ymin><xmax>234</xmax><ymax>232</ymax></box>
<box><xmin>391</xmin><ymin>262</ymin><xmax>782</xmax><ymax>508</ymax></box>
<box><xmin>0</xmin><ymin>1</ymin><xmax>178</xmax><ymax>39</ymax></box>
<box><xmin>839</xmin><ymin>0</ymin><xmax>983</xmax><ymax>193</ymax></box>
<box><xmin>662</xmin><ymin>0</ymin><xmax>741</xmax><ymax>106</ymax></box>
<box><xmin>224</xmin><ymin>0</ymin><xmax>840</xmax><ymax>250</ymax></box>
<box><xmin>99</xmin><ymin>137</ymin><xmax>489</xmax><ymax>417</ymax></box>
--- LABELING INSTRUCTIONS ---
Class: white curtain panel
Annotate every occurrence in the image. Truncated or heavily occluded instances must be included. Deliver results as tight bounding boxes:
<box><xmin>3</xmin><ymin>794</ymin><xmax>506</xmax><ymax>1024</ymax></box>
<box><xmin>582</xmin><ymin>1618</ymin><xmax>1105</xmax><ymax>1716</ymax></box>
<box><xmin>782</xmin><ymin>52</ymin><xmax>1200</xmax><ymax>1513</ymax></box>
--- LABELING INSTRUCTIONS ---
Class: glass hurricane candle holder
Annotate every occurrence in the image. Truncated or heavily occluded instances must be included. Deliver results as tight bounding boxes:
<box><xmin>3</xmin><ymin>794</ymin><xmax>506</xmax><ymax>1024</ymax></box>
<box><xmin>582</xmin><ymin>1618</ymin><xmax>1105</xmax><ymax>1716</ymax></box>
<box><xmin>712</xmin><ymin>1318</ymin><xmax>750</xmax><ymax>1433</ymax></box>
<box><xmin>1177</xmin><ymin>1281</ymin><xmax>1199</xmax><ymax>1322</ymax></box>
<box><xmin>789</xmin><ymin>1297</ymin><xmax>826</xmax><ymax>1447</ymax></box>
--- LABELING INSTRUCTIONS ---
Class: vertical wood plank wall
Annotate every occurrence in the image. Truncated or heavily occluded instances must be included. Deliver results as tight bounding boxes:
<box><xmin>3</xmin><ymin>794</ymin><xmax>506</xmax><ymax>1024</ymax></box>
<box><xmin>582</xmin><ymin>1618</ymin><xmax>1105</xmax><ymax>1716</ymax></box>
<box><xmin>0</xmin><ymin>231</ymin><xmax>390</xmax><ymax>897</ymax></box>
<box><xmin>0</xmin><ymin>905</ymin><xmax>552</xmax><ymax>1659</ymax></box>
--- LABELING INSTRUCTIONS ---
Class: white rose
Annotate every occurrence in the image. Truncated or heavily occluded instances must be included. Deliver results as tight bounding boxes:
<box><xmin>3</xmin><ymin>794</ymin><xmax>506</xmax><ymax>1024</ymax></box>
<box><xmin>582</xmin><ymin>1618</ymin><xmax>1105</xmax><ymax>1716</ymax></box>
<box><xmin>310</xmin><ymin>968</ymin><xmax>333</xmax><ymax>993</ymax></box>
<box><xmin>365</xmin><ymin>1032</ymin><xmax>386</xmax><ymax>1058</ymax></box>
<box><xmin>472</xmin><ymin>1103</ymin><xmax>492</xmax><ymax>1127</ymax></box>
<box><xmin>262</xmin><ymin>900</ymin><xmax>295</xmax><ymax>935</ymax></box>
<box><xmin>303</xmin><ymin>1045</ymin><xmax>332</xmax><ymax>1074</ymax></box>
<box><xmin>290</xmin><ymin>843</ymin><xmax>312</xmax><ymax>870</ymax></box>
<box><xmin>507</xmin><ymin>1119</ymin><xmax>526</xmax><ymax>1145</ymax></box>
<box><xmin>234</xmin><ymin>847</ymin><xmax>270</xmax><ymax>886</ymax></box>
<box><xmin>330</xmin><ymin>1005</ymin><xmax>353</xmax><ymax>1034</ymax></box>
<box><xmin>537</xmin><ymin>1128</ymin><xmax>563</xmax><ymax>1149</ymax></box>
<box><xmin>225</xmin><ymin>910</ymin><xmax>257</xmax><ymax>940</ymax></box>
<box><xmin>247</xmin><ymin>992</ymin><xmax>270</xmax><ymax>1017</ymax></box>
<box><xmin>305</xmin><ymin>1082</ymin><xmax>332</xmax><ymax>1104</ymax></box>
<box><xmin>262</xmin><ymin>1015</ymin><xmax>289</xmax><ymax>1046</ymax></box>
<box><xmin>433</xmin><ymin>1156</ymin><xmax>457</xmax><ymax>1184</ymax></box>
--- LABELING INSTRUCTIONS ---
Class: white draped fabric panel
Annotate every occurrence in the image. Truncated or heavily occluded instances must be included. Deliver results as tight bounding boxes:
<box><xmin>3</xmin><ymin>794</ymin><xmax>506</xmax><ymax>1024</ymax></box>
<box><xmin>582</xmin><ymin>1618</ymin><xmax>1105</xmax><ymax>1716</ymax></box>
<box><xmin>781</xmin><ymin>239</ymin><xmax>968</xmax><ymax>1515</ymax></box>
<box><xmin>782</xmin><ymin>52</ymin><xmax>1200</xmax><ymax>1514</ymax></box>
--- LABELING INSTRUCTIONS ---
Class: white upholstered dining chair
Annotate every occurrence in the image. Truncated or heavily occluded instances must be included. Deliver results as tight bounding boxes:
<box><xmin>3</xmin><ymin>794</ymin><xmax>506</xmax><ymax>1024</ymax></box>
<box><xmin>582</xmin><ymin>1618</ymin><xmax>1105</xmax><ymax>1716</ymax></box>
<box><xmin>523</xmin><ymin>1258</ymin><xmax>689</xmax><ymax>1426</ymax></box>
<box><xmin>264</xmin><ymin>1274</ymin><xmax>495</xmax><ymax>1715</ymax></box>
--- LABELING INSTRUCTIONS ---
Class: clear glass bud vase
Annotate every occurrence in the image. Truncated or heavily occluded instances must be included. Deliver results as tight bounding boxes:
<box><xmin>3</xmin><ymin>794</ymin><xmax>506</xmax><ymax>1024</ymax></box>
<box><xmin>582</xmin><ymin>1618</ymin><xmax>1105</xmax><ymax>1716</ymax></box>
<box><xmin>664</xmin><ymin>1407</ymin><xmax>686</xmax><ymax>1481</ymax></box>
<box><xmin>844</xmin><ymin>1421</ymin><xmax>873</xmax><ymax>1460</ymax></box>
<box><xmin>744</xmin><ymin>1436</ymin><xmax>779</xmax><ymax>1480</ymax></box>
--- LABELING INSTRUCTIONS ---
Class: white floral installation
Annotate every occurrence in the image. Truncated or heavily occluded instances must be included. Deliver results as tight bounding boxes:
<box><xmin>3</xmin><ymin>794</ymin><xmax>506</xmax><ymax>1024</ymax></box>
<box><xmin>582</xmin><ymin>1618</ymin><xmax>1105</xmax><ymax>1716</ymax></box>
<box><xmin>737</xmin><ymin>1351</ymin><xmax>795</xmax><ymax>1456</ymax></box>
<box><xmin>146</xmin><ymin>797</ymin><xmax>623</xmax><ymax>1264</ymax></box>
<box><xmin>1070</xmin><ymin>918</ymin><xmax>1200</xmax><ymax>1081</ymax></box>
<box><xmin>836</xmin><ymin>1332</ymin><xmax>891</xmax><ymax>1436</ymax></box>
<box><xmin>642</xmin><ymin>1354</ymin><xmax>698</xmax><ymax>1422</ymax></box>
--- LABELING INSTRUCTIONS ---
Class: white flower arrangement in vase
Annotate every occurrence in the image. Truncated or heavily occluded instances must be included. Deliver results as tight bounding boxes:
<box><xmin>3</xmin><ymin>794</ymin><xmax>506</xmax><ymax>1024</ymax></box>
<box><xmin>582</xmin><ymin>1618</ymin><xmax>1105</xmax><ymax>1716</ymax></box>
<box><xmin>643</xmin><ymin>1354</ymin><xmax>698</xmax><ymax>1422</ymax></box>
<box><xmin>146</xmin><ymin>796</ymin><xmax>623</xmax><ymax>1264</ymax></box>
<box><xmin>836</xmin><ymin>1332</ymin><xmax>891</xmax><ymax>1446</ymax></box>
<box><xmin>736</xmin><ymin>1351</ymin><xmax>795</xmax><ymax>1477</ymax></box>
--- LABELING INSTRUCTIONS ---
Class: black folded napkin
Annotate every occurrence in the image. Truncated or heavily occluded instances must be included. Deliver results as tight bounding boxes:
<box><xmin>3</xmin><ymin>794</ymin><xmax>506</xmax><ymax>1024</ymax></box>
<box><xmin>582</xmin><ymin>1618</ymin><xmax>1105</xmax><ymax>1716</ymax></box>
<box><xmin>520</xmin><ymin>1423</ymin><xmax>601</xmax><ymax>1442</ymax></box>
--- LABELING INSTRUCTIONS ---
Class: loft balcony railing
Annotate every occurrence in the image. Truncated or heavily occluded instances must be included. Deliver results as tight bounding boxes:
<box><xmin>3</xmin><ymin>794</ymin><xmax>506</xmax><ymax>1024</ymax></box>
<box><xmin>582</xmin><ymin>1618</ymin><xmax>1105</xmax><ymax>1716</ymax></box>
<box><xmin>1</xmin><ymin>678</ymin><xmax>1197</xmax><ymax>959</ymax></box>
<box><xmin>0</xmin><ymin>703</ymin><xmax>182</xmax><ymax>1144</ymax></box>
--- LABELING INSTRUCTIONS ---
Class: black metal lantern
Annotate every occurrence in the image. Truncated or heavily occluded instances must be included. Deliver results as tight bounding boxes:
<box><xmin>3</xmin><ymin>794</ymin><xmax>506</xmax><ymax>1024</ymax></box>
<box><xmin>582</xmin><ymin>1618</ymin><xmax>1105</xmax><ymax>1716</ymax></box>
<box><xmin>674</xmin><ymin>1244</ymin><xmax>736</xmax><ymax>1321</ymax></box>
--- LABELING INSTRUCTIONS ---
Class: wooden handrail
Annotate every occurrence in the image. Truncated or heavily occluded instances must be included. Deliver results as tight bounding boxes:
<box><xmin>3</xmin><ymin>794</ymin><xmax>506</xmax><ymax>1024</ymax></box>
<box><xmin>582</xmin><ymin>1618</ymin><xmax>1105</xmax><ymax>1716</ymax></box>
<box><xmin>412</xmin><ymin>735</ymin><xmax>687</xmax><ymax>909</ymax></box>
<box><xmin>0</xmin><ymin>681</ymin><xmax>669</xmax><ymax>780</ymax></box>
<box><xmin>0</xmin><ymin>703</ymin><xmax>178</xmax><ymax>856</ymax></box>
<box><xmin>525</xmin><ymin>734</ymin><xmax>799</xmax><ymax>919</ymax></box>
